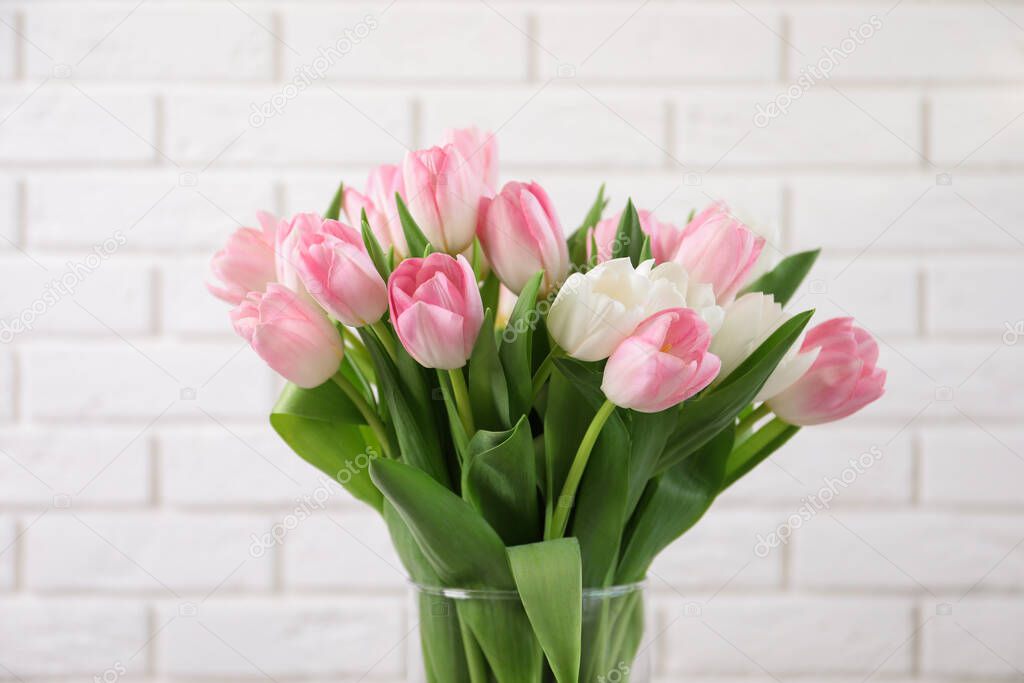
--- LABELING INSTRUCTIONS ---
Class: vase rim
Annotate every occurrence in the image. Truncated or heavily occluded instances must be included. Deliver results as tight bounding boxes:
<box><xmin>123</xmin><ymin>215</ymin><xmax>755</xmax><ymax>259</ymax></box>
<box><xmin>410</xmin><ymin>580</ymin><xmax>646</xmax><ymax>600</ymax></box>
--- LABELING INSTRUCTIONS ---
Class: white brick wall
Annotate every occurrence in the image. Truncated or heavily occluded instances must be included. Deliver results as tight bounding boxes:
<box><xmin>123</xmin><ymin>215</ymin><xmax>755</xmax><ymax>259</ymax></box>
<box><xmin>3</xmin><ymin>1</ymin><xmax>1023</xmax><ymax>682</ymax></box>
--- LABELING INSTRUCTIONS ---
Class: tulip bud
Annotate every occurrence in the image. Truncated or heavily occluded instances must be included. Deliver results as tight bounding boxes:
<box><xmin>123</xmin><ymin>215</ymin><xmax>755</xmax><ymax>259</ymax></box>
<box><xmin>295</xmin><ymin>219</ymin><xmax>387</xmax><ymax>327</ymax></box>
<box><xmin>443</xmin><ymin>126</ymin><xmax>499</xmax><ymax>193</ymax></box>
<box><xmin>388</xmin><ymin>253</ymin><xmax>484</xmax><ymax>369</ymax></box>
<box><xmin>668</xmin><ymin>201</ymin><xmax>765</xmax><ymax>304</ymax></box>
<box><xmin>207</xmin><ymin>211</ymin><xmax>277</xmax><ymax>305</ymax></box>
<box><xmin>231</xmin><ymin>284</ymin><xmax>344</xmax><ymax>388</ymax></box>
<box><xmin>402</xmin><ymin>145</ymin><xmax>485</xmax><ymax>254</ymax></box>
<box><xmin>602</xmin><ymin>307</ymin><xmax>721</xmax><ymax>413</ymax></box>
<box><xmin>344</xmin><ymin>164</ymin><xmax>408</xmax><ymax>258</ymax></box>
<box><xmin>768</xmin><ymin>317</ymin><xmax>886</xmax><ymax>426</ymax></box>
<box><xmin>479</xmin><ymin>181</ymin><xmax>569</xmax><ymax>295</ymax></box>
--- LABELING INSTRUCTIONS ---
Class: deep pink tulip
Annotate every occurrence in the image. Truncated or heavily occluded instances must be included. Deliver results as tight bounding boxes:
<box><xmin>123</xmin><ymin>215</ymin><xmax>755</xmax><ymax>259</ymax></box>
<box><xmin>601</xmin><ymin>307</ymin><xmax>721</xmax><ymax>413</ymax></box>
<box><xmin>388</xmin><ymin>253</ymin><xmax>483</xmax><ymax>369</ymax></box>
<box><xmin>207</xmin><ymin>211</ymin><xmax>278</xmax><ymax>305</ymax></box>
<box><xmin>231</xmin><ymin>283</ymin><xmax>343</xmax><ymax>388</ymax></box>
<box><xmin>668</xmin><ymin>202</ymin><xmax>765</xmax><ymax>304</ymax></box>
<box><xmin>768</xmin><ymin>317</ymin><xmax>886</xmax><ymax>426</ymax></box>
<box><xmin>443</xmin><ymin>126</ymin><xmax>499</xmax><ymax>193</ymax></box>
<box><xmin>295</xmin><ymin>219</ymin><xmax>387</xmax><ymax>327</ymax></box>
<box><xmin>402</xmin><ymin>145</ymin><xmax>485</xmax><ymax>254</ymax></box>
<box><xmin>478</xmin><ymin>181</ymin><xmax>569</xmax><ymax>295</ymax></box>
<box><xmin>344</xmin><ymin>164</ymin><xmax>408</xmax><ymax>257</ymax></box>
<box><xmin>588</xmin><ymin>209</ymin><xmax>682</xmax><ymax>264</ymax></box>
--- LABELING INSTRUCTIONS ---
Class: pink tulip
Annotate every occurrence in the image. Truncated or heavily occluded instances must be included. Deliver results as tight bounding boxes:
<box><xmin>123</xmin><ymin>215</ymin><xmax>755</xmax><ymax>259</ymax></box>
<box><xmin>478</xmin><ymin>181</ymin><xmax>569</xmax><ymax>295</ymax></box>
<box><xmin>402</xmin><ymin>145</ymin><xmax>485</xmax><ymax>254</ymax></box>
<box><xmin>207</xmin><ymin>211</ymin><xmax>278</xmax><ymax>305</ymax></box>
<box><xmin>768</xmin><ymin>317</ymin><xmax>886</xmax><ymax>426</ymax></box>
<box><xmin>588</xmin><ymin>209</ymin><xmax>682</xmax><ymax>264</ymax></box>
<box><xmin>231</xmin><ymin>283</ymin><xmax>344</xmax><ymax>388</ymax></box>
<box><xmin>345</xmin><ymin>164</ymin><xmax>408</xmax><ymax>257</ymax></box>
<box><xmin>443</xmin><ymin>126</ymin><xmax>499</xmax><ymax>193</ymax></box>
<box><xmin>295</xmin><ymin>219</ymin><xmax>387</xmax><ymax>327</ymax></box>
<box><xmin>388</xmin><ymin>253</ymin><xmax>483</xmax><ymax>369</ymax></box>
<box><xmin>274</xmin><ymin>212</ymin><xmax>325</xmax><ymax>298</ymax></box>
<box><xmin>668</xmin><ymin>202</ymin><xmax>765</xmax><ymax>304</ymax></box>
<box><xmin>601</xmin><ymin>307</ymin><xmax>721</xmax><ymax>413</ymax></box>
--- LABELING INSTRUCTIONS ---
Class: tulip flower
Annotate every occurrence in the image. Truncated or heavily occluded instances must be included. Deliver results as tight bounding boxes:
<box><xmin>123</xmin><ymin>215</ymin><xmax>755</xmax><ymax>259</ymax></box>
<box><xmin>388</xmin><ymin>253</ymin><xmax>484</xmax><ymax>369</ymax></box>
<box><xmin>588</xmin><ymin>209</ymin><xmax>683</xmax><ymax>264</ymax></box>
<box><xmin>602</xmin><ymin>308</ymin><xmax>721</xmax><ymax>413</ymax></box>
<box><xmin>478</xmin><ymin>181</ymin><xmax>569</xmax><ymax>295</ymax></box>
<box><xmin>709</xmin><ymin>292</ymin><xmax>819</xmax><ymax>402</ymax></box>
<box><xmin>231</xmin><ymin>283</ymin><xmax>344</xmax><ymax>388</ymax></box>
<box><xmin>768</xmin><ymin>317</ymin><xmax>886</xmax><ymax>426</ymax></box>
<box><xmin>274</xmin><ymin>212</ymin><xmax>326</xmax><ymax>300</ymax></box>
<box><xmin>402</xmin><ymin>145</ymin><xmax>486</xmax><ymax>254</ymax></box>
<box><xmin>207</xmin><ymin>211</ymin><xmax>278</xmax><ymax>305</ymax></box>
<box><xmin>668</xmin><ymin>201</ymin><xmax>765</xmax><ymax>304</ymax></box>
<box><xmin>295</xmin><ymin>219</ymin><xmax>388</xmax><ymax>327</ymax></box>
<box><xmin>443</xmin><ymin>126</ymin><xmax>499</xmax><ymax>193</ymax></box>
<box><xmin>344</xmin><ymin>164</ymin><xmax>408</xmax><ymax>258</ymax></box>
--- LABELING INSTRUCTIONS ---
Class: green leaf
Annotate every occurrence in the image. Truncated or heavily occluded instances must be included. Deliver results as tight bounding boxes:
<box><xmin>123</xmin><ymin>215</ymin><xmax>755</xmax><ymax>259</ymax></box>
<box><xmin>463</xmin><ymin>417</ymin><xmax>540</xmax><ymax>546</ymax></box>
<box><xmin>639</xmin><ymin>234</ymin><xmax>652</xmax><ymax>262</ymax></box>
<box><xmin>656</xmin><ymin>310</ymin><xmax>813</xmax><ymax>475</ymax></box>
<box><xmin>543</xmin><ymin>368</ymin><xmax>592</xmax><ymax>526</ymax></box>
<box><xmin>508</xmin><ymin>539</ymin><xmax>583</xmax><ymax>683</ymax></box>
<box><xmin>498</xmin><ymin>271</ymin><xmax>544</xmax><ymax>419</ymax></box>
<box><xmin>616</xmin><ymin>427</ymin><xmax>734</xmax><ymax>582</ymax></box>
<box><xmin>567</xmin><ymin>184</ymin><xmax>608</xmax><ymax>266</ymax></box>
<box><xmin>740</xmin><ymin>248</ymin><xmax>820</xmax><ymax>306</ymax></box>
<box><xmin>324</xmin><ymin>181</ymin><xmax>344</xmax><ymax>220</ymax></box>
<box><xmin>269</xmin><ymin>381</ymin><xmax>382</xmax><ymax>511</ymax></box>
<box><xmin>626</xmin><ymin>408</ymin><xmax>678</xmax><ymax>517</ymax></box>
<box><xmin>370</xmin><ymin>458</ymin><xmax>512</xmax><ymax>588</ymax></box>
<box><xmin>722</xmin><ymin>418</ymin><xmax>800</xmax><ymax>490</ymax></box>
<box><xmin>612</xmin><ymin>199</ymin><xmax>644</xmax><ymax>265</ymax></box>
<box><xmin>468</xmin><ymin>309</ymin><xmax>511</xmax><ymax>431</ymax></box>
<box><xmin>360</xmin><ymin>209</ymin><xmax>392</xmax><ymax>281</ymax></box>
<box><xmin>456</xmin><ymin>600</ymin><xmax>542</xmax><ymax>683</ymax></box>
<box><xmin>395</xmin><ymin>193</ymin><xmax>432</xmax><ymax>256</ymax></box>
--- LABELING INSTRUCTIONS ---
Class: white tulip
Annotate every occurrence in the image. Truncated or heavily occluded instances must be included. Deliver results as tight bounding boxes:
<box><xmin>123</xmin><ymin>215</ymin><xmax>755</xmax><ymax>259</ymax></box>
<box><xmin>639</xmin><ymin>260</ymin><xmax>724</xmax><ymax>334</ymax></box>
<box><xmin>709</xmin><ymin>292</ymin><xmax>818</xmax><ymax>401</ymax></box>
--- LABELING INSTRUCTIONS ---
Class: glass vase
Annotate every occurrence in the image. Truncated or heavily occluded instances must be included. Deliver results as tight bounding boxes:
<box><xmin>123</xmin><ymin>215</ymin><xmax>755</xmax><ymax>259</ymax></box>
<box><xmin>407</xmin><ymin>582</ymin><xmax>649</xmax><ymax>683</ymax></box>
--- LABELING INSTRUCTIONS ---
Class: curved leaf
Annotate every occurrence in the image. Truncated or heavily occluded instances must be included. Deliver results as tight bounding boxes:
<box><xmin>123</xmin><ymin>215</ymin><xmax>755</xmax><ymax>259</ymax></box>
<box><xmin>468</xmin><ymin>309</ymin><xmax>511</xmax><ymax>431</ymax></box>
<box><xmin>740</xmin><ymin>249</ymin><xmax>820</xmax><ymax>306</ymax></box>
<box><xmin>498</xmin><ymin>271</ymin><xmax>544</xmax><ymax>418</ymax></box>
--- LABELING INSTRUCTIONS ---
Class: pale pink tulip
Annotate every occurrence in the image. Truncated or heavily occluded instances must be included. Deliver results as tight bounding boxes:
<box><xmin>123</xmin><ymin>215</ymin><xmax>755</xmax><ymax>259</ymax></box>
<box><xmin>478</xmin><ymin>181</ymin><xmax>569</xmax><ymax>295</ymax></box>
<box><xmin>668</xmin><ymin>202</ymin><xmax>765</xmax><ymax>304</ymax></box>
<box><xmin>588</xmin><ymin>209</ymin><xmax>682</xmax><ymax>264</ymax></box>
<box><xmin>295</xmin><ymin>219</ymin><xmax>387</xmax><ymax>327</ymax></box>
<box><xmin>388</xmin><ymin>253</ymin><xmax>483</xmax><ymax>369</ymax></box>
<box><xmin>768</xmin><ymin>317</ymin><xmax>886</xmax><ymax>426</ymax></box>
<box><xmin>601</xmin><ymin>307</ymin><xmax>721</xmax><ymax>413</ymax></box>
<box><xmin>274</xmin><ymin>212</ymin><xmax>325</xmax><ymax>298</ymax></box>
<box><xmin>443</xmin><ymin>126</ymin><xmax>499</xmax><ymax>193</ymax></box>
<box><xmin>344</xmin><ymin>164</ymin><xmax>408</xmax><ymax>257</ymax></box>
<box><xmin>207</xmin><ymin>211</ymin><xmax>278</xmax><ymax>305</ymax></box>
<box><xmin>231</xmin><ymin>283</ymin><xmax>343</xmax><ymax>388</ymax></box>
<box><xmin>402</xmin><ymin>145</ymin><xmax>485</xmax><ymax>254</ymax></box>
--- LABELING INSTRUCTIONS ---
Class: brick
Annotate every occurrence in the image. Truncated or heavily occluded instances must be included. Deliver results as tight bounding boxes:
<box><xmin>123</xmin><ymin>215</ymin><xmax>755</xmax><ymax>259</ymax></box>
<box><xmin>790</xmin><ymin>7</ymin><xmax>1024</xmax><ymax>82</ymax></box>
<box><xmin>0</xmin><ymin>352</ymin><xmax>12</xmax><ymax>420</ymax></box>
<box><xmin>649</xmin><ymin>509</ymin><xmax>782</xmax><ymax>589</ymax></box>
<box><xmin>165</xmin><ymin>89</ymin><xmax>412</xmax><ymax>165</ymax></box>
<box><xmin>26</xmin><ymin>172</ymin><xmax>276</xmax><ymax>251</ymax></box>
<box><xmin>0</xmin><ymin>12</ymin><xmax>13</xmax><ymax>80</ymax></box>
<box><xmin>931</xmin><ymin>90</ymin><xmax>1024</xmax><ymax>165</ymax></box>
<box><xmin>24</xmin><ymin>513</ymin><xmax>272</xmax><ymax>592</ymax></box>
<box><xmin>675</xmin><ymin>88</ymin><xmax>922</xmax><ymax>166</ymax></box>
<box><xmin>922</xmin><ymin>597</ymin><xmax>1024</xmax><ymax>676</ymax></box>
<box><xmin>25</xmin><ymin>7</ymin><xmax>273</xmax><ymax>81</ymax></box>
<box><xmin>25</xmin><ymin>343</ymin><xmax>275</xmax><ymax>420</ymax></box>
<box><xmin>156</xmin><ymin>597</ymin><xmax>404</xmax><ymax>677</ymax></box>
<box><xmin>282</xmin><ymin>509</ymin><xmax>406</xmax><ymax>590</ymax></box>
<box><xmin>158</xmin><ymin>428</ymin><xmax>331</xmax><ymax>505</ymax></box>
<box><xmin>660</xmin><ymin>595</ymin><xmax>912</xmax><ymax>675</ymax></box>
<box><xmin>792</xmin><ymin>511</ymin><xmax>1024</xmax><ymax>592</ymax></box>
<box><xmin>0</xmin><ymin>179</ymin><xmax>15</xmax><ymax>249</ymax></box>
<box><xmin>160</xmin><ymin>258</ymin><xmax>233</xmax><ymax>336</ymax></box>
<box><xmin>0</xmin><ymin>257</ymin><xmax>151</xmax><ymax>338</ymax></box>
<box><xmin>420</xmin><ymin>89</ymin><xmax>667</xmax><ymax>167</ymax></box>
<box><xmin>0</xmin><ymin>599</ymin><xmax>147</xmax><ymax>677</ymax></box>
<box><xmin>724</xmin><ymin>426</ymin><xmax>913</xmax><ymax>504</ymax></box>
<box><xmin>284</xmin><ymin>6</ymin><xmax>528</xmax><ymax>81</ymax></box>
<box><xmin>791</xmin><ymin>174</ymin><xmax>1024</xmax><ymax>252</ymax></box>
<box><xmin>927</xmin><ymin>260</ymin><xmax>1024</xmax><ymax>335</ymax></box>
<box><xmin>280</xmin><ymin>168</ymin><xmax>371</xmax><ymax>217</ymax></box>
<box><xmin>0</xmin><ymin>428</ymin><xmax>149</xmax><ymax>505</ymax></box>
<box><xmin>0</xmin><ymin>85</ymin><xmax>156</xmax><ymax>162</ymax></box>
<box><xmin>0</xmin><ymin>516</ymin><xmax>13</xmax><ymax>589</ymax></box>
<box><xmin>538</xmin><ymin>8</ymin><xmax>779</xmax><ymax>82</ymax></box>
<box><xmin>921</xmin><ymin>428</ymin><xmax>1024</xmax><ymax>507</ymax></box>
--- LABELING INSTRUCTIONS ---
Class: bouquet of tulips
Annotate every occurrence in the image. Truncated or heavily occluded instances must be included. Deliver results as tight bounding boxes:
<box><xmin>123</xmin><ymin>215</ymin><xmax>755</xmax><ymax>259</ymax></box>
<box><xmin>208</xmin><ymin>127</ymin><xmax>886</xmax><ymax>683</ymax></box>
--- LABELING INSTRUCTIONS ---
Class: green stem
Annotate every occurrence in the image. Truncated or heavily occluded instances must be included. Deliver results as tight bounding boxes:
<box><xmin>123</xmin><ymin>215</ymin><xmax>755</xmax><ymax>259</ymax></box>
<box><xmin>369</xmin><ymin>321</ymin><xmax>398</xmax><ymax>364</ymax></box>
<box><xmin>531</xmin><ymin>346</ymin><xmax>564</xmax><ymax>402</ymax></box>
<box><xmin>735</xmin><ymin>402</ymin><xmax>772</xmax><ymax>442</ymax></box>
<box><xmin>447</xmin><ymin>367</ymin><xmax>475</xmax><ymax>435</ymax></box>
<box><xmin>547</xmin><ymin>399</ymin><xmax>617</xmax><ymax>540</ymax></box>
<box><xmin>331</xmin><ymin>372</ymin><xmax>391</xmax><ymax>459</ymax></box>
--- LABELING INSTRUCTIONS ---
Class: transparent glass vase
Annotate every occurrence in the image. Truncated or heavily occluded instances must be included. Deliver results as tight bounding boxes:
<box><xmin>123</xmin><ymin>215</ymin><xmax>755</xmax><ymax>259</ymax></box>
<box><xmin>407</xmin><ymin>582</ymin><xmax>649</xmax><ymax>683</ymax></box>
